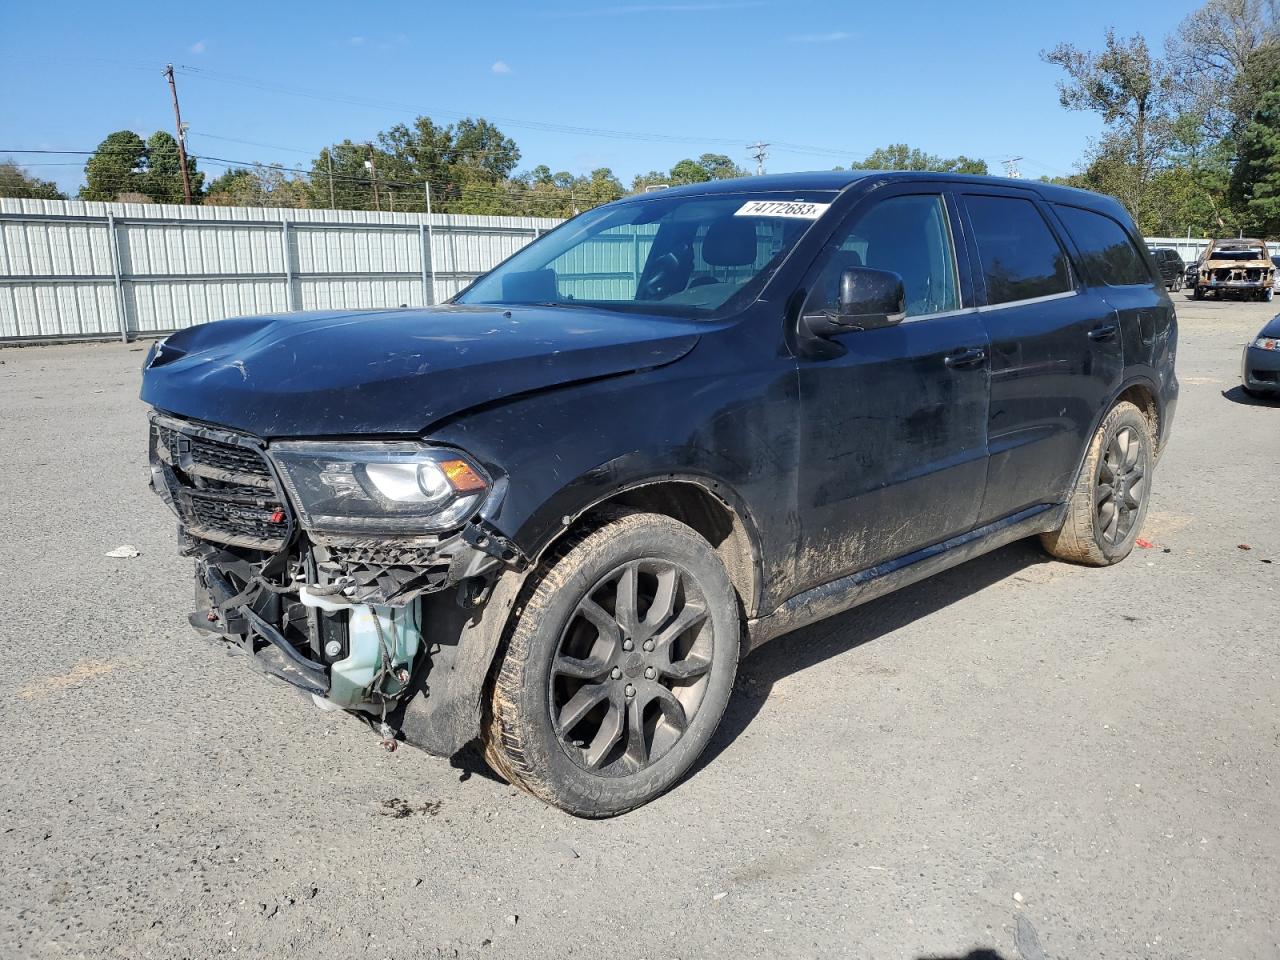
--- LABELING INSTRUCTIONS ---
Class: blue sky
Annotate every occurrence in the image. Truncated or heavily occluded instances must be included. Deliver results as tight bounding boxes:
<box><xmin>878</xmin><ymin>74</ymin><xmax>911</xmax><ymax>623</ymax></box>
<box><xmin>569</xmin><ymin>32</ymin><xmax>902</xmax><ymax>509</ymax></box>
<box><xmin>1</xmin><ymin>0</ymin><xmax>1205</xmax><ymax>198</ymax></box>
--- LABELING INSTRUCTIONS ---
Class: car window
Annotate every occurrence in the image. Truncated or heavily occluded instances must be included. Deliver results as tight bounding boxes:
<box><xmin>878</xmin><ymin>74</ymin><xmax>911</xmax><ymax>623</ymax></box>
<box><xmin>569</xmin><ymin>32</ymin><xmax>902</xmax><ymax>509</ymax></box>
<box><xmin>807</xmin><ymin>194</ymin><xmax>960</xmax><ymax>318</ymax></box>
<box><xmin>1055</xmin><ymin>205</ymin><xmax>1153</xmax><ymax>287</ymax></box>
<box><xmin>964</xmin><ymin>195</ymin><xmax>1072</xmax><ymax>305</ymax></box>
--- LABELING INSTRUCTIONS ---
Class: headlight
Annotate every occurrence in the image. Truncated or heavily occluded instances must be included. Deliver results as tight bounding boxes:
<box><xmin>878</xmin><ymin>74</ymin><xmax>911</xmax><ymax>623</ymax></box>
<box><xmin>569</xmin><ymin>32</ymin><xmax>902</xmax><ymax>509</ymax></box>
<box><xmin>268</xmin><ymin>441</ymin><xmax>490</xmax><ymax>535</ymax></box>
<box><xmin>1255</xmin><ymin>336</ymin><xmax>1280</xmax><ymax>352</ymax></box>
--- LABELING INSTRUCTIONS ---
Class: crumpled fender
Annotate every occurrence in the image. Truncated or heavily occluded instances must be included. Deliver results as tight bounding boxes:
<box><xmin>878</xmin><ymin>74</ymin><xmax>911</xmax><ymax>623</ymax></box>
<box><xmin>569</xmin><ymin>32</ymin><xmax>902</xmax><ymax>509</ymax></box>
<box><xmin>393</xmin><ymin>565</ymin><xmax>530</xmax><ymax>757</ymax></box>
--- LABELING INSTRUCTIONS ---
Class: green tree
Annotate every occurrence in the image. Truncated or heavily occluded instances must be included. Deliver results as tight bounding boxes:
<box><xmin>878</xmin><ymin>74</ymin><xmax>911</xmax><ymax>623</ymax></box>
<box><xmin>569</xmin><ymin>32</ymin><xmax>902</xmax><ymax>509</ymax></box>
<box><xmin>1230</xmin><ymin>77</ymin><xmax>1280</xmax><ymax>235</ymax></box>
<box><xmin>669</xmin><ymin>158</ymin><xmax>712</xmax><ymax>184</ymax></box>
<box><xmin>308</xmin><ymin>117</ymin><xmax>522</xmax><ymax>213</ymax></box>
<box><xmin>630</xmin><ymin>169</ymin><xmax>672</xmax><ymax>192</ymax></box>
<box><xmin>205</xmin><ymin>164</ymin><xmax>310</xmax><ymax>208</ymax></box>
<box><xmin>848</xmin><ymin>143</ymin><xmax>988</xmax><ymax>174</ymax></box>
<box><xmin>143</xmin><ymin>131</ymin><xmax>203</xmax><ymax>203</ymax></box>
<box><xmin>1166</xmin><ymin>0</ymin><xmax>1280</xmax><ymax>143</ymax></box>
<box><xmin>0</xmin><ymin>160</ymin><xmax>66</xmax><ymax>199</ymax></box>
<box><xmin>308</xmin><ymin>141</ymin><xmax>394</xmax><ymax>210</ymax></box>
<box><xmin>1042</xmin><ymin>30</ymin><xmax>1177</xmax><ymax>226</ymax></box>
<box><xmin>80</xmin><ymin>130</ymin><xmax>146</xmax><ymax>200</ymax></box>
<box><xmin>696</xmin><ymin>153</ymin><xmax>749</xmax><ymax>179</ymax></box>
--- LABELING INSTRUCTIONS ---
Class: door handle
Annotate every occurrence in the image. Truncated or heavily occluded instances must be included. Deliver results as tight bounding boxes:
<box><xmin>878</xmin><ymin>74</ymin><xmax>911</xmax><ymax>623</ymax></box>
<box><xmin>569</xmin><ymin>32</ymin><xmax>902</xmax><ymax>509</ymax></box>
<box><xmin>1088</xmin><ymin>321</ymin><xmax>1119</xmax><ymax>341</ymax></box>
<box><xmin>944</xmin><ymin>346</ymin><xmax>986</xmax><ymax>369</ymax></box>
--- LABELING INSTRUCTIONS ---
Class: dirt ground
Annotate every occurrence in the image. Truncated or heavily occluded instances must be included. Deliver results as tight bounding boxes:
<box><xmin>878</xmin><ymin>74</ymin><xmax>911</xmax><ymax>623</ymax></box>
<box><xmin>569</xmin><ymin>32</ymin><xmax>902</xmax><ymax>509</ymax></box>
<box><xmin>1</xmin><ymin>295</ymin><xmax>1277</xmax><ymax>960</ymax></box>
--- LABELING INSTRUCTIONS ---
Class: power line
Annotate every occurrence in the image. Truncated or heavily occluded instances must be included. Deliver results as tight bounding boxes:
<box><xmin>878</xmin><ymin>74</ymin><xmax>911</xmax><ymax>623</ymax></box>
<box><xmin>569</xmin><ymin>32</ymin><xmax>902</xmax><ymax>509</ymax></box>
<box><xmin>747</xmin><ymin>141</ymin><xmax>769</xmax><ymax>176</ymax></box>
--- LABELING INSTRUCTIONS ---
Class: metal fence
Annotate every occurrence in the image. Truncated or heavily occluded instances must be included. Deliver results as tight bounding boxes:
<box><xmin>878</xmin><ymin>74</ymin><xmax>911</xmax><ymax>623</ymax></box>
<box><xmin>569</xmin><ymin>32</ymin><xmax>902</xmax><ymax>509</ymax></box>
<box><xmin>5</xmin><ymin>202</ymin><xmax>1278</xmax><ymax>345</ymax></box>
<box><xmin>0</xmin><ymin>198</ymin><xmax>562</xmax><ymax>342</ymax></box>
<box><xmin>1145</xmin><ymin>236</ymin><xmax>1280</xmax><ymax>264</ymax></box>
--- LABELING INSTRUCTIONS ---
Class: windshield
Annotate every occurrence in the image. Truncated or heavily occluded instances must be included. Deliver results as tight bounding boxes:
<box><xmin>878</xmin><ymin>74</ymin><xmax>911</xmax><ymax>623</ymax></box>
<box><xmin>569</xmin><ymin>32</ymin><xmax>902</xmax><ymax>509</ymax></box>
<box><xmin>1210</xmin><ymin>247</ymin><xmax>1267</xmax><ymax>260</ymax></box>
<box><xmin>456</xmin><ymin>190</ymin><xmax>838</xmax><ymax>318</ymax></box>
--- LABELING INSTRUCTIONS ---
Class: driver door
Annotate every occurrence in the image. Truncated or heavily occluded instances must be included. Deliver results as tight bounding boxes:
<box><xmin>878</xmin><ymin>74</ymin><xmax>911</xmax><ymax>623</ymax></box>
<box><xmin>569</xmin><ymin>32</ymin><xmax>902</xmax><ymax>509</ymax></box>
<box><xmin>792</xmin><ymin>187</ymin><xmax>991</xmax><ymax>594</ymax></box>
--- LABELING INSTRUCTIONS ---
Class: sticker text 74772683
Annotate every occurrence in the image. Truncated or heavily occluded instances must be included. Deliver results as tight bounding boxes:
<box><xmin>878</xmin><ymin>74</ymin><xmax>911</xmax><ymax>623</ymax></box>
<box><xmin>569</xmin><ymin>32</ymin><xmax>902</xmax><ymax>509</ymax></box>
<box><xmin>734</xmin><ymin>200</ymin><xmax>831</xmax><ymax>220</ymax></box>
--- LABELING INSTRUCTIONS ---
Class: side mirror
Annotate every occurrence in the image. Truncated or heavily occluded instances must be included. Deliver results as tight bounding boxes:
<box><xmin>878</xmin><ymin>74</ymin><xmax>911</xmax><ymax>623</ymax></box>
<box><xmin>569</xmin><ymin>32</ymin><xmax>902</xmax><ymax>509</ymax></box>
<box><xmin>804</xmin><ymin>266</ymin><xmax>907</xmax><ymax>337</ymax></box>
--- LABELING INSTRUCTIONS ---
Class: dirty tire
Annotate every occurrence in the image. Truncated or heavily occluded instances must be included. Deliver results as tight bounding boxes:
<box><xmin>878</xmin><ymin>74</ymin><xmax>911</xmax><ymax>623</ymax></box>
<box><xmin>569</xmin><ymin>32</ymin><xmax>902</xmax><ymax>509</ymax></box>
<box><xmin>1040</xmin><ymin>400</ymin><xmax>1154</xmax><ymax>566</ymax></box>
<box><xmin>482</xmin><ymin>509</ymin><xmax>740</xmax><ymax>818</ymax></box>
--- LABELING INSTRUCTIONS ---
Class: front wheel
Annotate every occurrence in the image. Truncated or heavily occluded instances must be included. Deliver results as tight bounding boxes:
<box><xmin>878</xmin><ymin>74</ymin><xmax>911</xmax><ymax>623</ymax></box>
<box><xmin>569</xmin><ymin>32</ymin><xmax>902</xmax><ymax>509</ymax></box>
<box><xmin>1040</xmin><ymin>401</ymin><xmax>1154</xmax><ymax>566</ymax></box>
<box><xmin>483</xmin><ymin>509</ymin><xmax>740</xmax><ymax>817</ymax></box>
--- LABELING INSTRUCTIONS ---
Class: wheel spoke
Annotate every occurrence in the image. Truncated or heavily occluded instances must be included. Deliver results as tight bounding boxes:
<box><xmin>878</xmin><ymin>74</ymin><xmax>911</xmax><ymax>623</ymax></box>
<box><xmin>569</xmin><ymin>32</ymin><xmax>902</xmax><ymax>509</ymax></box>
<box><xmin>640</xmin><ymin>565</ymin><xmax>679</xmax><ymax>639</ymax></box>
<box><xmin>623</xmin><ymin>698</ymin><xmax>649</xmax><ymax>768</ymax></box>
<box><xmin>1101</xmin><ymin>502</ymin><xmax>1119</xmax><ymax>541</ymax></box>
<box><xmin>1126</xmin><ymin>474</ymin><xmax>1146</xmax><ymax>508</ymax></box>
<box><xmin>1120</xmin><ymin>429</ymin><xmax>1140</xmax><ymax>470</ymax></box>
<box><xmin>1095</xmin><ymin>482</ymin><xmax>1113</xmax><ymax>506</ymax></box>
<box><xmin>1099</xmin><ymin>501</ymin><xmax>1117</xmax><ymax>540</ymax></box>
<box><xmin>650</xmin><ymin>602</ymin><xmax>708</xmax><ymax>655</ymax></box>
<box><xmin>614</xmin><ymin>563</ymin><xmax>639</xmax><ymax>635</ymax></box>
<box><xmin>645</xmin><ymin>683</ymin><xmax>689</xmax><ymax>733</ymax></box>
<box><xmin>1099</xmin><ymin>453</ymin><xmax>1117</xmax><ymax>483</ymax></box>
<box><xmin>659</xmin><ymin>654</ymin><xmax>711</xmax><ymax>682</ymax></box>
<box><xmin>553</xmin><ymin>654</ymin><xmax>610</xmax><ymax>682</ymax></box>
<box><xmin>556</xmin><ymin>682</ymin><xmax>609</xmax><ymax>733</ymax></box>
<box><xmin>577</xmin><ymin>597</ymin><xmax>622</xmax><ymax>647</ymax></box>
<box><xmin>582</xmin><ymin>697</ymin><xmax>625</xmax><ymax>769</ymax></box>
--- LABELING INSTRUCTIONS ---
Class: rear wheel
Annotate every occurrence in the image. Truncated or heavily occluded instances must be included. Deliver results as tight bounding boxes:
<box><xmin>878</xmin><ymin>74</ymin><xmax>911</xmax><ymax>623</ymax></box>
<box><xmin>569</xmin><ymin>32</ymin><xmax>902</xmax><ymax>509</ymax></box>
<box><xmin>483</xmin><ymin>509</ymin><xmax>740</xmax><ymax>817</ymax></box>
<box><xmin>1040</xmin><ymin>401</ymin><xmax>1154</xmax><ymax>566</ymax></box>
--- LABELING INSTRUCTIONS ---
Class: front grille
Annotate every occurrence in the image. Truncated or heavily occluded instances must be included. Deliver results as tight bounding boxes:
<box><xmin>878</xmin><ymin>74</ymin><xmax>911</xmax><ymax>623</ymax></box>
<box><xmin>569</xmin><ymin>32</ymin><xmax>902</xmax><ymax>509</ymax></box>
<box><xmin>151</xmin><ymin>415</ymin><xmax>292</xmax><ymax>551</ymax></box>
<box><xmin>153</xmin><ymin>423</ymin><xmax>274</xmax><ymax>490</ymax></box>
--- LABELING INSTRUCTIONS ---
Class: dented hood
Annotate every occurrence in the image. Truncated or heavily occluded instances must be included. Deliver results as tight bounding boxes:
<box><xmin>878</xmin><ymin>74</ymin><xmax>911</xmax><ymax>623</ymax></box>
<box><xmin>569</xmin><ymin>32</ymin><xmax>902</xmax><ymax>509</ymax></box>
<box><xmin>139</xmin><ymin>305</ymin><xmax>701</xmax><ymax>437</ymax></box>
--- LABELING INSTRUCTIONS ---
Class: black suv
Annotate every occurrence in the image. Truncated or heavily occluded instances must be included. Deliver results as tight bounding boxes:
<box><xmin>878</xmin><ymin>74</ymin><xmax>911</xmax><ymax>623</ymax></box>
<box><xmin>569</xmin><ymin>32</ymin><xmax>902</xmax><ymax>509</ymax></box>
<box><xmin>142</xmin><ymin>172</ymin><xmax>1178</xmax><ymax>816</ymax></box>
<box><xmin>1149</xmin><ymin>246</ymin><xmax>1186</xmax><ymax>291</ymax></box>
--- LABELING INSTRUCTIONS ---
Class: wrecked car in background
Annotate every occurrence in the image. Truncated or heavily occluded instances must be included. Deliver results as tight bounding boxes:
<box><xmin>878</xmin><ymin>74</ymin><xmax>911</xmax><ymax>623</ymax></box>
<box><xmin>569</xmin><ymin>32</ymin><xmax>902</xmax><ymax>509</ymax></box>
<box><xmin>142</xmin><ymin>171</ymin><xmax>1177</xmax><ymax>817</ymax></box>
<box><xmin>1190</xmin><ymin>238</ymin><xmax>1275</xmax><ymax>301</ymax></box>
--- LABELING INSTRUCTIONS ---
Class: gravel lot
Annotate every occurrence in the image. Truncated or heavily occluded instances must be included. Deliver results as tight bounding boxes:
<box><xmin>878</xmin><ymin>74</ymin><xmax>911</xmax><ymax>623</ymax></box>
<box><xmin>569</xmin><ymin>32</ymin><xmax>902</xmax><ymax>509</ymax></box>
<box><xmin>1</xmin><ymin>296</ymin><xmax>1277</xmax><ymax>960</ymax></box>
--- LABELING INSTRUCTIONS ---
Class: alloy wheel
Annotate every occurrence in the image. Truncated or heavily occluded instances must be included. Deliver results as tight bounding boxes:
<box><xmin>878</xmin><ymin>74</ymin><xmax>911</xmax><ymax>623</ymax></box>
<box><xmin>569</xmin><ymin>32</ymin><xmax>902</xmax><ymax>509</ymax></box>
<box><xmin>549</xmin><ymin>559</ymin><xmax>714</xmax><ymax>775</ymax></box>
<box><xmin>1096</xmin><ymin>425</ymin><xmax>1147</xmax><ymax>545</ymax></box>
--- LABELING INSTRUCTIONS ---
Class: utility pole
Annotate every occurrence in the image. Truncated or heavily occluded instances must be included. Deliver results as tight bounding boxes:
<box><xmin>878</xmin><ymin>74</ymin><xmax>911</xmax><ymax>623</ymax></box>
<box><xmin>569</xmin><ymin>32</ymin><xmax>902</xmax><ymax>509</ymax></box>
<box><xmin>748</xmin><ymin>141</ymin><xmax>769</xmax><ymax>176</ymax></box>
<box><xmin>326</xmin><ymin>145</ymin><xmax>336</xmax><ymax>208</ymax></box>
<box><xmin>163</xmin><ymin>64</ymin><xmax>194</xmax><ymax>204</ymax></box>
<box><xmin>1002</xmin><ymin>156</ymin><xmax>1023</xmax><ymax>179</ymax></box>
<box><xmin>364</xmin><ymin>144</ymin><xmax>380</xmax><ymax>211</ymax></box>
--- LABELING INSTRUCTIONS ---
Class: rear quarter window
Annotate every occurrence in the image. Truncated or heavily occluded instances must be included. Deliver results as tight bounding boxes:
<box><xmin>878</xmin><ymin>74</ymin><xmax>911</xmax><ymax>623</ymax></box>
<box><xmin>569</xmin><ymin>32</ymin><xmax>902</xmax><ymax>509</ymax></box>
<box><xmin>1055</xmin><ymin>205</ymin><xmax>1153</xmax><ymax>287</ymax></box>
<box><xmin>964</xmin><ymin>194</ymin><xmax>1073</xmax><ymax>306</ymax></box>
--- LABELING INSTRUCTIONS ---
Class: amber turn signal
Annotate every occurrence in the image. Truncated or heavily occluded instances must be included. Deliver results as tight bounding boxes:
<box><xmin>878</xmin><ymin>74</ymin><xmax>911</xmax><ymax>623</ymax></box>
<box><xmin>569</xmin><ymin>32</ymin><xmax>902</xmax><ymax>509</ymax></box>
<box><xmin>441</xmin><ymin>459</ymin><xmax>488</xmax><ymax>493</ymax></box>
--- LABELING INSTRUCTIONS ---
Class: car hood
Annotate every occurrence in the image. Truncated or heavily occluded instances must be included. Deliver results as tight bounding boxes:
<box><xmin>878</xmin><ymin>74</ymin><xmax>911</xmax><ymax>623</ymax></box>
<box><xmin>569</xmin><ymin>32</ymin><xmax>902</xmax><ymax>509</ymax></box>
<box><xmin>140</xmin><ymin>305</ymin><xmax>702</xmax><ymax>437</ymax></box>
<box><xmin>1258</xmin><ymin>313</ymin><xmax>1280</xmax><ymax>339</ymax></box>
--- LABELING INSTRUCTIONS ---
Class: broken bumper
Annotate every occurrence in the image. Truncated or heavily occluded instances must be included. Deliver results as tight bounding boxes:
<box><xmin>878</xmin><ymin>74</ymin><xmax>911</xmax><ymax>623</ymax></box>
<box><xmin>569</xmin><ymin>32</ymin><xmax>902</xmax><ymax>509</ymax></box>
<box><xmin>151</xmin><ymin>412</ymin><xmax>529</xmax><ymax>751</ymax></box>
<box><xmin>194</xmin><ymin>557</ymin><xmax>330</xmax><ymax>697</ymax></box>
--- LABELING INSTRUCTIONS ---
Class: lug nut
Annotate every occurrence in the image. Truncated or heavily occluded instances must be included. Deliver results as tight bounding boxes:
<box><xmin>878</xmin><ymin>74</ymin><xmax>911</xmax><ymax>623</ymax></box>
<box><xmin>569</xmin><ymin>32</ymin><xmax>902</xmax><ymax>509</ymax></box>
<box><xmin>642</xmin><ymin>639</ymin><xmax>654</xmax><ymax>652</ymax></box>
<box><xmin>644</xmin><ymin>666</ymin><xmax>656</xmax><ymax>680</ymax></box>
<box><xmin>610</xmin><ymin>667</ymin><xmax>622</xmax><ymax>680</ymax></box>
<box><xmin>622</xmin><ymin>638</ymin><xmax>634</xmax><ymax>651</ymax></box>
<box><xmin>624</xmin><ymin>684</ymin><xmax>636</xmax><ymax>698</ymax></box>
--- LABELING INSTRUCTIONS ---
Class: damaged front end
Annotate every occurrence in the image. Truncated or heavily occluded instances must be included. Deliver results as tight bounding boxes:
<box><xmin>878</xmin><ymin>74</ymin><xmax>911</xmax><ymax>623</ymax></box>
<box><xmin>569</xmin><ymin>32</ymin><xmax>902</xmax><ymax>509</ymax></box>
<box><xmin>149</xmin><ymin>412</ymin><xmax>525</xmax><ymax>750</ymax></box>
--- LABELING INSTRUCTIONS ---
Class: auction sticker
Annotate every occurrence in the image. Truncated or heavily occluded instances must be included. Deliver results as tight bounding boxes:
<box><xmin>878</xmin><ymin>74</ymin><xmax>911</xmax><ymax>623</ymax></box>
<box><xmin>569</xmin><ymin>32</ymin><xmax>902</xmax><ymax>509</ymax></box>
<box><xmin>734</xmin><ymin>200</ymin><xmax>831</xmax><ymax>219</ymax></box>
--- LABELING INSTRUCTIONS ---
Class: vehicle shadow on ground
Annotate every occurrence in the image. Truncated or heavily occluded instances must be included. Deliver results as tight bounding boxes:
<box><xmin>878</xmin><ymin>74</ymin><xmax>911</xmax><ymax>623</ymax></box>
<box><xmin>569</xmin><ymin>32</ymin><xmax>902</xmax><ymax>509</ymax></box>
<box><xmin>919</xmin><ymin>952</ymin><xmax>1008</xmax><ymax>960</ymax></box>
<box><xmin>1222</xmin><ymin>385</ymin><xmax>1280</xmax><ymax>406</ymax></box>
<box><xmin>693</xmin><ymin>538</ymin><xmax>1053</xmax><ymax>776</ymax></box>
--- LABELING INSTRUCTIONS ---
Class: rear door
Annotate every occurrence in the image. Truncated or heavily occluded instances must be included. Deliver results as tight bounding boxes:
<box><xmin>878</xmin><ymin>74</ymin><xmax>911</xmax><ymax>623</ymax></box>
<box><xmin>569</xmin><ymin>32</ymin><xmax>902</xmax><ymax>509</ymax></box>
<box><xmin>956</xmin><ymin>189</ymin><xmax>1123</xmax><ymax>525</ymax></box>
<box><xmin>792</xmin><ymin>185</ymin><xmax>990</xmax><ymax>593</ymax></box>
<box><xmin>1053</xmin><ymin>202</ymin><xmax>1170</xmax><ymax>402</ymax></box>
